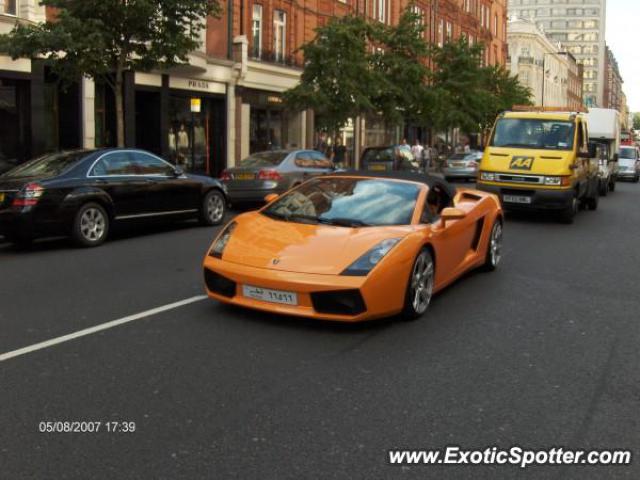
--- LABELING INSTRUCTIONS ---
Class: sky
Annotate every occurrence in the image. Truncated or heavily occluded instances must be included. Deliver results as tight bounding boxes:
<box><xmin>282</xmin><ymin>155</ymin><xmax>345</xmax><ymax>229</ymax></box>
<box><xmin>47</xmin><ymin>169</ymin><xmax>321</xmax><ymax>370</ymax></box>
<box><xmin>606</xmin><ymin>0</ymin><xmax>640</xmax><ymax>112</ymax></box>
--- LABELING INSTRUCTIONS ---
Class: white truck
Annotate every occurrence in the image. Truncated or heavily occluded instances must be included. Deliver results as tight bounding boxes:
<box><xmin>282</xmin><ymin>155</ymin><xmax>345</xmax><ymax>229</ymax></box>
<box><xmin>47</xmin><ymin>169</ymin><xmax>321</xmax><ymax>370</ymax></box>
<box><xmin>586</xmin><ymin>108</ymin><xmax>620</xmax><ymax>196</ymax></box>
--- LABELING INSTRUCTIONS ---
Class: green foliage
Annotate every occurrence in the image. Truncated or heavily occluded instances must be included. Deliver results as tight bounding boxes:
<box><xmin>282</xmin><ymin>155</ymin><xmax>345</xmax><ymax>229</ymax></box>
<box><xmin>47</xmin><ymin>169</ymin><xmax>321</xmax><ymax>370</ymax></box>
<box><xmin>284</xmin><ymin>15</ymin><xmax>384</xmax><ymax>134</ymax></box>
<box><xmin>287</xmin><ymin>8</ymin><xmax>532</xmax><ymax>140</ymax></box>
<box><xmin>633</xmin><ymin>113</ymin><xmax>640</xmax><ymax>131</ymax></box>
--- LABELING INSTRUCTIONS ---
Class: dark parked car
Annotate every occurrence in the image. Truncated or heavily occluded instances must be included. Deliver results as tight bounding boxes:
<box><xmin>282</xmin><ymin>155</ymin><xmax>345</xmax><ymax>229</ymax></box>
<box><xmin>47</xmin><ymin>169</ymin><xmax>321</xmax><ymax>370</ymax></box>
<box><xmin>220</xmin><ymin>149</ymin><xmax>335</xmax><ymax>203</ymax></box>
<box><xmin>360</xmin><ymin>145</ymin><xmax>420</xmax><ymax>172</ymax></box>
<box><xmin>0</xmin><ymin>149</ymin><xmax>228</xmax><ymax>247</ymax></box>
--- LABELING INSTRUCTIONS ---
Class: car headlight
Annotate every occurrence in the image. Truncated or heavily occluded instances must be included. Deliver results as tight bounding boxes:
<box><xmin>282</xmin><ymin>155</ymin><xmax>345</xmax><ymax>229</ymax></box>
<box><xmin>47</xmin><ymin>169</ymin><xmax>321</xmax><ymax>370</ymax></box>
<box><xmin>209</xmin><ymin>222</ymin><xmax>237</xmax><ymax>258</ymax></box>
<box><xmin>544</xmin><ymin>176</ymin><xmax>561</xmax><ymax>186</ymax></box>
<box><xmin>341</xmin><ymin>238</ymin><xmax>401</xmax><ymax>276</ymax></box>
<box><xmin>480</xmin><ymin>172</ymin><xmax>495</xmax><ymax>181</ymax></box>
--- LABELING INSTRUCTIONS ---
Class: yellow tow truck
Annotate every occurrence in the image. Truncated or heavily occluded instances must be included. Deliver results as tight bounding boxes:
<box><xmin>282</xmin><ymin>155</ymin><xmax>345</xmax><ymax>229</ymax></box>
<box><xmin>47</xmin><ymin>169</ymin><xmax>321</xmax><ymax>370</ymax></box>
<box><xmin>477</xmin><ymin>107</ymin><xmax>599</xmax><ymax>223</ymax></box>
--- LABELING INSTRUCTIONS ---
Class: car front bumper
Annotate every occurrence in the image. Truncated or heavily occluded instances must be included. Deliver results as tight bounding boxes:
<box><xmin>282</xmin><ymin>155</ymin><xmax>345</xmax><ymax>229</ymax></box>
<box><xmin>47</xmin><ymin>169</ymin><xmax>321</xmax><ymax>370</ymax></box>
<box><xmin>476</xmin><ymin>182</ymin><xmax>574</xmax><ymax>211</ymax></box>
<box><xmin>617</xmin><ymin>170</ymin><xmax>639</xmax><ymax>179</ymax></box>
<box><xmin>203</xmin><ymin>256</ymin><xmax>407</xmax><ymax>322</ymax></box>
<box><xmin>442</xmin><ymin>167</ymin><xmax>478</xmax><ymax>179</ymax></box>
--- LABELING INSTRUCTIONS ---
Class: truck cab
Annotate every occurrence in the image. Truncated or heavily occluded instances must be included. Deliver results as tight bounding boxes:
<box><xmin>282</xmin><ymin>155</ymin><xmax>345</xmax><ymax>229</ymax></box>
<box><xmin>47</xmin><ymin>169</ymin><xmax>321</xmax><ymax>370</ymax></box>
<box><xmin>477</xmin><ymin>109</ymin><xmax>599</xmax><ymax>223</ymax></box>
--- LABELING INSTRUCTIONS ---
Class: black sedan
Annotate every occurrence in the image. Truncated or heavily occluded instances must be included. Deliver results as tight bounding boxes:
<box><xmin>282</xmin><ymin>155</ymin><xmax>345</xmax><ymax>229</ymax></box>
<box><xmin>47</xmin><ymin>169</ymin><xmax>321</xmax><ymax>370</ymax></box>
<box><xmin>0</xmin><ymin>149</ymin><xmax>228</xmax><ymax>247</ymax></box>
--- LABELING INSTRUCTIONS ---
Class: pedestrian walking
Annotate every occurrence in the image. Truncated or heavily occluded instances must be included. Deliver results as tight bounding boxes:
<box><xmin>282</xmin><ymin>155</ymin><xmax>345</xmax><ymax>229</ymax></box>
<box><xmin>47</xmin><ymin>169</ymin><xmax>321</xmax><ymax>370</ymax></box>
<box><xmin>331</xmin><ymin>138</ymin><xmax>347</xmax><ymax>168</ymax></box>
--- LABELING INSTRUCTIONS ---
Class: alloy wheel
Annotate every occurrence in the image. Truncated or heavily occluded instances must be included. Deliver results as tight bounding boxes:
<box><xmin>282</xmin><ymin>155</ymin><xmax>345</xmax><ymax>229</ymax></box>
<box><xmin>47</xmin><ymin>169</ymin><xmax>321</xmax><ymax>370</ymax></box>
<box><xmin>80</xmin><ymin>207</ymin><xmax>106</xmax><ymax>242</ymax></box>
<box><xmin>490</xmin><ymin>222</ymin><xmax>503</xmax><ymax>267</ymax></box>
<box><xmin>410</xmin><ymin>252</ymin><xmax>434</xmax><ymax>315</ymax></box>
<box><xmin>207</xmin><ymin>194</ymin><xmax>225</xmax><ymax>224</ymax></box>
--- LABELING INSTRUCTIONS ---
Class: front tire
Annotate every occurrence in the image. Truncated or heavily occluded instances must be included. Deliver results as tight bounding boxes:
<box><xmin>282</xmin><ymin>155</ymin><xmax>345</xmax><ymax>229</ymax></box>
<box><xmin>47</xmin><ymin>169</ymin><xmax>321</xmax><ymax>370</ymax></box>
<box><xmin>559</xmin><ymin>194</ymin><xmax>578</xmax><ymax>224</ymax></box>
<box><xmin>482</xmin><ymin>220</ymin><xmax>503</xmax><ymax>271</ymax></box>
<box><xmin>72</xmin><ymin>202</ymin><xmax>109</xmax><ymax>247</ymax></box>
<box><xmin>402</xmin><ymin>249</ymin><xmax>435</xmax><ymax>321</ymax></box>
<box><xmin>586</xmin><ymin>188</ymin><xmax>599</xmax><ymax>211</ymax></box>
<box><xmin>200</xmin><ymin>190</ymin><xmax>226</xmax><ymax>226</ymax></box>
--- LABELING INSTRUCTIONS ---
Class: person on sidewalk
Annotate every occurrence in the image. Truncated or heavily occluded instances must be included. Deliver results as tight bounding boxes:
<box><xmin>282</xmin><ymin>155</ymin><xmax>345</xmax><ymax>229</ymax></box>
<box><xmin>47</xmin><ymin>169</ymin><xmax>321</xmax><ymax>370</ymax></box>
<box><xmin>411</xmin><ymin>139</ymin><xmax>424</xmax><ymax>165</ymax></box>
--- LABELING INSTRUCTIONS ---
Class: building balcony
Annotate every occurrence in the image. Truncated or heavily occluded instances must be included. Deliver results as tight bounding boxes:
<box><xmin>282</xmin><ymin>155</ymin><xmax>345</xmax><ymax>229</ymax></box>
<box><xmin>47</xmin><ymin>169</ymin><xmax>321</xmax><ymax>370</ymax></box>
<box><xmin>249</xmin><ymin>50</ymin><xmax>303</xmax><ymax>69</ymax></box>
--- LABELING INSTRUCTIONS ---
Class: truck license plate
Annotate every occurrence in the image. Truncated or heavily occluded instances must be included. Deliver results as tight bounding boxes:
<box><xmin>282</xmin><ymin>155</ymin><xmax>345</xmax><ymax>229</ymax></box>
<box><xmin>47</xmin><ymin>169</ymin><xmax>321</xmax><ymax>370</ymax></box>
<box><xmin>242</xmin><ymin>285</ymin><xmax>298</xmax><ymax>305</ymax></box>
<box><xmin>503</xmin><ymin>195</ymin><xmax>532</xmax><ymax>204</ymax></box>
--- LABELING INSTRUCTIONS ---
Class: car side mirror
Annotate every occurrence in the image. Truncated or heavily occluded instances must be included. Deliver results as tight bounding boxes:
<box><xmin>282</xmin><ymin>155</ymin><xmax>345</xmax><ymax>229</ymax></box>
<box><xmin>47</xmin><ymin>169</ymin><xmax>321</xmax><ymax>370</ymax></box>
<box><xmin>173</xmin><ymin>166</ymin><xmax>184</xmax><ymax>177</ymax></box>
<box><xmin>439</xmin><ymin>207</ymin><xmax>466</xmax><ymax>228</ymax></box>
<box><xmin>264</xmin><ymin>193</ymin><xmax>279</xmax><ymax>203</ymax></box>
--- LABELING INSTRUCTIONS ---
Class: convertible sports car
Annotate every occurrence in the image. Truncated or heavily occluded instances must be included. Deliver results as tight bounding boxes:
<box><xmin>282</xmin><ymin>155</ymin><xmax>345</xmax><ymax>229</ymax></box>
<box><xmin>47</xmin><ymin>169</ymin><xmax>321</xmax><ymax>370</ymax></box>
<box><xmin>203</xmin><ymin>172</ymin><xmax>503</xmax><ymax>322</ymax></box>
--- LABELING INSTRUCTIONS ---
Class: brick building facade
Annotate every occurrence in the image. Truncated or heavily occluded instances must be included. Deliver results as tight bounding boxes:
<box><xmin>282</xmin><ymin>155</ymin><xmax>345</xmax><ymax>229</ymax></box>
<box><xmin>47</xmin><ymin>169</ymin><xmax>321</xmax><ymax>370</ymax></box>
<box><xmin>1</xmin><ymin>0</ymin><xmax>508</xmax><ymax>171</ymax></box>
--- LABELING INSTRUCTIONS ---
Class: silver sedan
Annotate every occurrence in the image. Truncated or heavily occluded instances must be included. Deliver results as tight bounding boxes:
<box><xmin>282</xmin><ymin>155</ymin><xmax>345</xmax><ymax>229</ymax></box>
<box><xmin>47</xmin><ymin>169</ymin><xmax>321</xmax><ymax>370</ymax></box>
<box><xmin>442</xmin><ymin>151</ymin><xmax>482</xmax><ymax>182</ymax></box>
<box><xmin>220</xmin><ymin>150</ymin><xmax>335</xmax><ymax>204</ymax></box>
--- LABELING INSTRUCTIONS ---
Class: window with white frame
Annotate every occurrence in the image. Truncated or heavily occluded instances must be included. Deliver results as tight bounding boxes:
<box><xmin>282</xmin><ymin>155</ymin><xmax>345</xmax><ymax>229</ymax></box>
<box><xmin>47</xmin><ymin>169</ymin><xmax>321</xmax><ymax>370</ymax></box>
<box><xmin>376</xmin><ymin>0</ymin><xmax>386</xmax><ymax>24</ymax></box>
<box><xmin>438</xmin><ymin>19</ymin><xmax>444</xmax><ymax>46</ymax></box>
<box><xmin>251</xmin><ymin>4</ymin><xmax>263</xmax><ymax>58</ymax></box>
<box><xmin>4</xmin><ymin>0</ymin><xmax>18</xmax><ymax>15</ymax></box>
<box><xmin>273</xmin><ymin>10</ymin><xmax>286</xmax><ymax>62</ymax></box>
<box><xmin>446</xmin><ymin>21</ymin><xmax>452</xmax><ymax>40</ymax></box>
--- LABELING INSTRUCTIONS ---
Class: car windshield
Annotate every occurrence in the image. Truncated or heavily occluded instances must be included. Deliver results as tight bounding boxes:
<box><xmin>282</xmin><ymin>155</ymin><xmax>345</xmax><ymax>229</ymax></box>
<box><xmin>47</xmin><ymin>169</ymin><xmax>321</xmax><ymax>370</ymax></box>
<box><xmin>239</xmin><ymin>151</ymin><xmax>288</xmax><ymax>168</ymax></box>
<box><xmin>449</xmin><ymin>154</ymin><xmax>467</xmax><ymax>160</ymax></box>
<box><xmin>619</xmin><ymin>148</ymin><xmax>637</xmax><ymax>159</ymax></box>
<box><xmin>262</xmin><ymin>177</ymin><xmax>420</xmax><ymax>226</ymax></box>
<box><xmin>490</xmin><ymin>118</ymin><xmax>576</xmax><ymax>151</ymax></box>
<box><xmin>1</xmin><ymin>151</ymin><xmax>88</xmax><ymax>178</ymax></box>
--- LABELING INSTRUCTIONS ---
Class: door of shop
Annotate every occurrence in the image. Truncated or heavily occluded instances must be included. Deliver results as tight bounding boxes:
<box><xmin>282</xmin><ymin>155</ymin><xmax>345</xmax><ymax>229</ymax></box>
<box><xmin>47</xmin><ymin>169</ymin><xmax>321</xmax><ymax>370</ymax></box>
<box><xmin>167</xmin><ymin>94</ymin><xmax>225</xmax><ymax>177</ymax></box>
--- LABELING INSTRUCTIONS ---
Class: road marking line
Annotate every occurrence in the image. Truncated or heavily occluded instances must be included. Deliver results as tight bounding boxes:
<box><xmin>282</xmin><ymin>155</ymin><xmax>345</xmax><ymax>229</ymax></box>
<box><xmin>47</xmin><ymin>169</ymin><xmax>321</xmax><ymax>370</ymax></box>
<box><xmin>0</xmin><ymin>295</ymin><xmax>208</xmax><ymax>363</ymax></box>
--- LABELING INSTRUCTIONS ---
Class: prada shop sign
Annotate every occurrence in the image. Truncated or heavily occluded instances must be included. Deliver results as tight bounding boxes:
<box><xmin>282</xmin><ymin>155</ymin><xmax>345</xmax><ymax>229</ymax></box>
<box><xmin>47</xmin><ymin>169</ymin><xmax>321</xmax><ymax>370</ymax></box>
<box><xmin>169</xmin><ymin>77</ymin><xmax>225</xmax><ymax>94</ymax></box>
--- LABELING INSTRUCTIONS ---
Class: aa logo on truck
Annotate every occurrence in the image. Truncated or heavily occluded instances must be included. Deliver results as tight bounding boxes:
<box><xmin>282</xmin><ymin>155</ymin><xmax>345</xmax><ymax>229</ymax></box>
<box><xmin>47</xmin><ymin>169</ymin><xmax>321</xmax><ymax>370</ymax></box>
<box><xmin>510</xmin><ymin>156</ymin><xmax>534</xmax><ymax>171</ymax></box>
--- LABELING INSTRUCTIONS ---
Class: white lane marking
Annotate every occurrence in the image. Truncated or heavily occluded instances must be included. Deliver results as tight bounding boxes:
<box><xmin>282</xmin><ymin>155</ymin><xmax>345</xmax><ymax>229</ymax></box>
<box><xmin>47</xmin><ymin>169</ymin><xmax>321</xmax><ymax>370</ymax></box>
<box><xmin>0</xmin><ymin>295</ymin><xmax>208</xmax><ymax>363</ymax></box>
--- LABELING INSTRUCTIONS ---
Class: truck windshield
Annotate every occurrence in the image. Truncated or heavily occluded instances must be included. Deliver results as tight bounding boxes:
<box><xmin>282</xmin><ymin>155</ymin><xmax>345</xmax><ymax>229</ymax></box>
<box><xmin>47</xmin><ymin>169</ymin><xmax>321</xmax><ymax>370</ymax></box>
<box><xmin>490</xmin><ymin>118</ymin><xmax>576</xmax><ymax>151</ymax></box>
<box><xmin>619</xmin><ymin>147</ymin><xmax>637</xmax><ymax>159</ymax></box>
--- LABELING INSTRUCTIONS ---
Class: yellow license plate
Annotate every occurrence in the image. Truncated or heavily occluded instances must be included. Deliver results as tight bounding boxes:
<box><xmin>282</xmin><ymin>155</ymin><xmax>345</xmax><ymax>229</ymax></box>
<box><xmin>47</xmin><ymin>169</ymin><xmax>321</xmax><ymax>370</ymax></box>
<box><xmin>235</xmin><ymin>173</ymin><xmax>255</xmax><ymax>180</ymax></box>
<box><xmin>0</xmin><ymin>193</ymin><xmax>5</xmax><ymax>203</ymax></box>
<box><xmin>369</xmin><ymin>164</ymin><xmax>387</xmax><ymax>171</ymax></box>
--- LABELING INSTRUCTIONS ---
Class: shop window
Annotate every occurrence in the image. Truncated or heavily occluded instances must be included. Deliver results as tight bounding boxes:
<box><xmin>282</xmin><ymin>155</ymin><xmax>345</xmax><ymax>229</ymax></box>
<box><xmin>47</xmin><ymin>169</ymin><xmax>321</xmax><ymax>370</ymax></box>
<box><xmin>251</xmin><ymin>5</ymin><xmax>262</xmax><ymax>59</ymax></box>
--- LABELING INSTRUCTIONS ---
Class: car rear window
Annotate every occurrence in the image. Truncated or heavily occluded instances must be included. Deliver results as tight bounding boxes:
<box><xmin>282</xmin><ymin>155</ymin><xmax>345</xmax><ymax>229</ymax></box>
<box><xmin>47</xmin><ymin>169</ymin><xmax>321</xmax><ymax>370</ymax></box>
<box><xmin>239</xmin><ymin>152</ymin><xmax>288</xmax><ymax>167</ymax></box>
<box><xmin>2</xmin><ymin>151</ymin><xmax>88</xmax><ymax>178</ymax></box>
<box><xmin>362</xmin><ymin>148</ymin><xmax>395</xmax><ymax>164</ymax></box>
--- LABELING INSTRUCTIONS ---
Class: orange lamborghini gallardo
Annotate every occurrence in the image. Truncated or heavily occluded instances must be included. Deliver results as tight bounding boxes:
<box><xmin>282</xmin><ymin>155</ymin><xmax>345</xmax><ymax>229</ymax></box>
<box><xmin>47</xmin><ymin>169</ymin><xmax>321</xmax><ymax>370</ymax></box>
<box><xmin>203</xmin><ymin>172</ymin><xmax>503</xmax><ymax>322</ymax></box>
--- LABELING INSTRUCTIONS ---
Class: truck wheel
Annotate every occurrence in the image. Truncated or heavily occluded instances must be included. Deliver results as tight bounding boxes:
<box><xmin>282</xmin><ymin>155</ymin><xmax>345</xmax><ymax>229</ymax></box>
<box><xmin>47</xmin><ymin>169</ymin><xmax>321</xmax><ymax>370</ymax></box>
<box><xmin>559</xmin><ymin>195</ymin><xmax>578</xmax><ymax>224</ymax></box>
<box><xmin>599</xmin><ymin>179</ymin><xmax>608</xmax><ymax>196</ymax></box>
<box><xmin>586</xmin><ymin>189</ymin><xmax>599</xmax><ymax>211</ymax></box>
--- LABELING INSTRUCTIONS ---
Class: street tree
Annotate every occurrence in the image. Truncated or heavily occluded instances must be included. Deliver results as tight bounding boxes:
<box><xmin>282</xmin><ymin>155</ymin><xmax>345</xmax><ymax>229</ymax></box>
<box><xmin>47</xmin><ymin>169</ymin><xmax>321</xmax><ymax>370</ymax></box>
<box><xmin>0</xmin><ymin>0</ymin><xmax>221</xmax><ymax>148</ymax></box>
<box><xmin>284</xmin><ymin>15</ymin><xmax>385</xmax><ymax>136</ymax></box>
<box><xmin>479</xmin><ymin>64</ymin><xmax>533</xmax><ymax>131</ymax></box>
<box><xmin>370</xmin><ymin>8</ymin><xmax>432</xmax><ymax>128</ymax></box>
<box><xmin>633</xmin><ymin>112</ymin><xmax>640</xmax><ymax>131</ymax></box>
<box><xmin>427</xmin><ymin>38</ymin><xmax>487</xmax><ymax>137</ymax></box>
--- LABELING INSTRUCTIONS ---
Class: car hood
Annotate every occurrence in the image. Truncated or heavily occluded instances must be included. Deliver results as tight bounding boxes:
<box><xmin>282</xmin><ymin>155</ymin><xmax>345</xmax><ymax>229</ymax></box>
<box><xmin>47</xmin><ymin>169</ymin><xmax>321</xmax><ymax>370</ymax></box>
<box><xmin>483</xmin><ymin>148</ymin><xmax>575</xmax><ymax>175</ymax></box>
<box><xmin>221</xmin><ymin>212</ymin><xmax>413</xmax><ymax>275</ymax></box>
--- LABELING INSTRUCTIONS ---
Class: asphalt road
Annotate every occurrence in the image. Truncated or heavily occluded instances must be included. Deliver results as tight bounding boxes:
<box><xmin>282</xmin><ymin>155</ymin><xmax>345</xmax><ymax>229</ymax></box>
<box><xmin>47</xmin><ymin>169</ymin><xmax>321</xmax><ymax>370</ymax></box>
<box><xmin>1</xmin><ymin>182</ymin><xmax>639</xmax><ymax>479</ymax></box>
